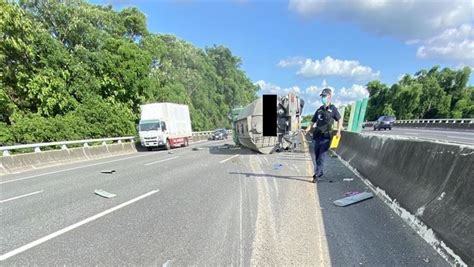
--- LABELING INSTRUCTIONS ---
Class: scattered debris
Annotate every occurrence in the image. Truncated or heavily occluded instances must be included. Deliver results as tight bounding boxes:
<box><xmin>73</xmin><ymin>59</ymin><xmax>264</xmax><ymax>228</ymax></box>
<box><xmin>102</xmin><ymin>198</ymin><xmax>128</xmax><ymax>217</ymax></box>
<box><xmin>100</xmin><ymin>170</ymin><xmax>116</xmax><ymax>174</ymax></box>
<box><xmin>330</xmin><ymin>154</ymin><xmax>338</xmax><ymax>158</ymax></box>
<box><xmin>423</xmin><ymin>257</ymin><xmax>430</xmax><ymax>263</ymax></box>
<box><xmin>316</xmin><ymin>178</ymin><xmax>333</xmax><ymax>183</ymax></box>
<box><xmin>192</xmin><ymin>147</ymin><xmax>204</xmax><ymax>151</ymax></box>
<box><xmin>333</xmin><ymin>191</ymin><xmax>373</xmax><ymax>207</ymax></box>
<box><xmin>343</xmin><ymin>178</ymin><xmax>354</xmax><ymax>182</ymax></box>
<box><xmin>437</xmin><ymin>192</ymin><xmax>446</xmax><ymax>201</ymax></box>
<box><xmin>168</xmin><ymin>151</ymin><xmax>174</xmax><ymax>154</ymax></box>
<box><xmin>343</xmin><ymin>191</ymin><xmax>360</xmax><ymax>197</ymax></box>
<box><xmin>94</xmin><ymin>189</ymin><xmax>116</xmax><ymax>198</ymax></box>
<box><xmin>273</xmin><ymin>163</ymin><xmax>283</xmax><ymax>170</ymax></box>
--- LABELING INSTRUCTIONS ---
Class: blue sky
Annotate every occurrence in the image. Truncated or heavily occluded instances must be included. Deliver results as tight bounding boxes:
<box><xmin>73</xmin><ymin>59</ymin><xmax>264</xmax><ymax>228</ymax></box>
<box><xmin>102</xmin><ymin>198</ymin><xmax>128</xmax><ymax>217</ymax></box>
<box><xmin>92</xmin><ymin>0</ymin><xmax>473</xmax><ymax>113</ymax></box>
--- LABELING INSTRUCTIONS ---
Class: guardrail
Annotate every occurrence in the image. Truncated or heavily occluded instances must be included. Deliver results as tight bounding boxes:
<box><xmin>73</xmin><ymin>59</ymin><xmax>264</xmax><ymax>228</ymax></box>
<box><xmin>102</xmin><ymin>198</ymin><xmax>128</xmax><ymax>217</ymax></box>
<box><xmin>0</xmin><ymin>130</ymin><xmax>234</xmax><ymax>156</ymax></box>
<box><xmin>363</xmin><ymin>118</ymin><xmax>472</xmax><ymax>130</ymax></box>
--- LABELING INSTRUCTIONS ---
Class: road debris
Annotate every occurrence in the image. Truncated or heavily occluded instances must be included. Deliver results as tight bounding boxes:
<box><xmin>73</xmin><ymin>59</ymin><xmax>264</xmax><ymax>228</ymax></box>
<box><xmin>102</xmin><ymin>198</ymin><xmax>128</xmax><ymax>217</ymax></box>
<box><xmin>273</xmin><ymin>163</ymin><xmax>283</xmax><ymax>170</ymax></box>
<box><xmin>192</xmin><ymin>147</ymin><xmax>204</xmax><ymax>151</ymax></box>
<box><xmin>101</xmin><ymin>170</ymin><xmax>116</xmax><ymax>174</ymax></box>
<box><xmin>94</xmin><ymin>189</ymin><xmax>116</xmax><ymax>198</ymax></box>
<box><xmin>423</xmin><ymin>257</ymin><xmax>430</xmax><ymax>263</ymax></box>
<box><xmin>343</xmin><ymin>178</ymin><xmax>354</xmax><ymax>182</ymax></box>
<box><xmin>437</xmin><ymin>192</ymin><xmax>446</xmax><ymax>201</ymax></box>
<box><xmin>343</xmin><ymin>191</ymin><xmax>360</xmax><ymax>197</ymax></box>
<box><xmin>316</xmin><ymin>177</ymin><xmax>333</xmax><ymax>183</ymax></box>
<box><xmin>168</xmin><ymin>151</ymin><xmax>174</xmax><ymax>154</ymax></box>
<box><xmin>334</xmin><ymin>191</ymin><xmax>373</xmax><ymax>207</ymax></box>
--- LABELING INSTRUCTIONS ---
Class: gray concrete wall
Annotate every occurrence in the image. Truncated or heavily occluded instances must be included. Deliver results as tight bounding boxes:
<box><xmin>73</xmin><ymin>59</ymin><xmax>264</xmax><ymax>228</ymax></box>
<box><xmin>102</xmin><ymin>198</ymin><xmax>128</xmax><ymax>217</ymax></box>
<box><xmin>0</xmin><ymin>143</ymin><xmax>137</xmax><ymax>175</ymax></box>
<box><xmin>336</xmin><ymin>132</ymin><xmax>474</xmax><ymax>265</ymax></box>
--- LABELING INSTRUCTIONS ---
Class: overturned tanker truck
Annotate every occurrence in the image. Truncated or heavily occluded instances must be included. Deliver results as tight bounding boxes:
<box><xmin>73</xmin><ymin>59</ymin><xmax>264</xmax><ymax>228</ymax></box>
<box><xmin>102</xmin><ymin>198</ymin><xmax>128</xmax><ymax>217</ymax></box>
<box><xmin>233</xmin><ymin>93</ymin><xmax>304</xmax><ymax>154</ymax></box>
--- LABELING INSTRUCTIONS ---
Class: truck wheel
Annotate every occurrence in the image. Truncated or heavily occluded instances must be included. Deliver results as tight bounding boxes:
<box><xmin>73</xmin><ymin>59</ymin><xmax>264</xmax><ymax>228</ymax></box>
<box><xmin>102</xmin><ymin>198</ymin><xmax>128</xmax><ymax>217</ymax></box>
<box><xmin>165</xmin><ymin>140</ymin><xmax>171</xmax><ymax>150</ymax></box>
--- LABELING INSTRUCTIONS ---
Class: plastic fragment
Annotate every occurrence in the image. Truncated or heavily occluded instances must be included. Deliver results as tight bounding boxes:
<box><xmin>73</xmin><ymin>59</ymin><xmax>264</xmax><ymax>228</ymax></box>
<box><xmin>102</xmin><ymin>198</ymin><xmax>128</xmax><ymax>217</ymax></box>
<box><xmin>94</xmin><ymin>189</ymin><xmax>116</xmax><ymax>198</ymax></box>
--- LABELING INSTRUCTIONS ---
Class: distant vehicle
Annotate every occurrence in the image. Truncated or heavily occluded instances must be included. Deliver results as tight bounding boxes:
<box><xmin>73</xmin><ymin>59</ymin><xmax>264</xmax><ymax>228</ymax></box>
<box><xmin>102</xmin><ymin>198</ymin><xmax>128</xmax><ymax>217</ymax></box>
<box><xmin>374</xmin><ymin>116</ymin><xmax>396</xmax><ymax>131</ymax></box>
<box><xmin>210</xmin><ymin>128</ymin><xmax>228</xmax><ymax>140</ymax></box>
<box><xmin>139</xmin><ymin>103</ymin><xmax>193</xmax><ymax>150</ymax></box>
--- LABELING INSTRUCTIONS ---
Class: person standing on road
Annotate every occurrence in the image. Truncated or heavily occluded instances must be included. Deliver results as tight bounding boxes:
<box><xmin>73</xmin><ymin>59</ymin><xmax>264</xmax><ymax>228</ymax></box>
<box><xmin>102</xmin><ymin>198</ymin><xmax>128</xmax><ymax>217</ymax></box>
<box><xmin>304</xmin><ymin>88</ymin><xmax>342</xmax><ymax>183</ymax></box>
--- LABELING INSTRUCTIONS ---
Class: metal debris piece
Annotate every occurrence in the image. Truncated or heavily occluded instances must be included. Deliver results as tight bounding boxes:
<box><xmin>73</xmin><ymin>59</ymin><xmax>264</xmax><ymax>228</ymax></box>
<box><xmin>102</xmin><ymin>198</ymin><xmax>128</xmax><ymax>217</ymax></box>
<box><xmin>423</xmin><ymin>258</ymin><xmax>430</xmax><ymax>263</ymax></box>
<box><xmin>94</xmin><ymin>189</ymin><xmax>116</xmax><ymax>198</ymax></box>
<box><xmin>334</xmin><ymin>191</ymin><xmax>373</xmax><ymax>207</ymax></box>
<box><xmin>101</xmin><ymin>170</ymin><xmax>116</xmax><ymax>174</ymax></box>
<box><xmin>343</xmin><ymin>178</ymin><xmax>354</xmax><ymax>182</ymax></box>
<box><xmin>168</xmin><ymin>151</ymin><xmax>174</xmax><ymax>154</ymax></box>
<box><xmin>192</xmin><ymin>147</ymin><xmax>204</xmax><ymax>151</ymax></box>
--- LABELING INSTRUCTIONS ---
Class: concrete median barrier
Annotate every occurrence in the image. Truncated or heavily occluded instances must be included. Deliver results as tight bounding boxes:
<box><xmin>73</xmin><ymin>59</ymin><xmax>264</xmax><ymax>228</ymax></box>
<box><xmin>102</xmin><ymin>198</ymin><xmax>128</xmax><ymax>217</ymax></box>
<box><xmin>0</xmin><ymin>143</ymin><xmax>137</xmax><ymax>175</ymax></box>
<box><xmin>336</xmin><ymin>132</ymin><xmax>473</xmax><ymax>265</ymax></box>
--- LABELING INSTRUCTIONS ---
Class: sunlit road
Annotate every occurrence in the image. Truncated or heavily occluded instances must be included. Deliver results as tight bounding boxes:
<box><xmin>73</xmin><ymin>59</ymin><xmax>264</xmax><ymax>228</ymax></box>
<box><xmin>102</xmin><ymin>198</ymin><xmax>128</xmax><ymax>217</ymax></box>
<box><xmin>362</xmin><ymin>127</ymin><xmax>474</xmax><ymax>145</ymax></box>
<box><xmin>0</xmin><ymin>138</ymin><xmax>446</xmax><ymax>265</ymax></box>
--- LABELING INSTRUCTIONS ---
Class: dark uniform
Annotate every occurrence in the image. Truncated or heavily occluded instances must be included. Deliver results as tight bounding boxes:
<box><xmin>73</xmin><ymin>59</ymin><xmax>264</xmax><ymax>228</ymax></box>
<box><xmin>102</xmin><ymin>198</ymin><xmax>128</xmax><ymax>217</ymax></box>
<box><xmin>311</xmin><ymin>104</ymin><xmax>341</xmax><ymax>177</ymax></box>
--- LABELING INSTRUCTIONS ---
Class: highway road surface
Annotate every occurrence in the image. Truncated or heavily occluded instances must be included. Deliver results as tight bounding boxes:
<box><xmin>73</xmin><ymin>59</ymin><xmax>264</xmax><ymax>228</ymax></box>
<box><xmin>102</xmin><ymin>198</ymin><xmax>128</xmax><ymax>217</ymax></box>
<box><xmin>362</xmin><ymin>127</ymin><xmax>473</xmax><ymax>145</ymax></box>
<box><xmin>0</xmin><ymin>138</ymin><xmax>447</xmax><ymax>265</ymax></box>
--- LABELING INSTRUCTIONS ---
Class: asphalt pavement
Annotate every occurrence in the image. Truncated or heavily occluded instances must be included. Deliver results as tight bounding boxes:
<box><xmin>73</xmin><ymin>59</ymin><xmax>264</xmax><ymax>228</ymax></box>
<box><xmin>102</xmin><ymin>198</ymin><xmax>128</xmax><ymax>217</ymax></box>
<box><xmin>0</xmin><ymin>138</ymin><xmax>448</xmax><ymax>265</ymax></box>
<box><xmin>362</xmin><ymin>127</ymin><xmax>473</xmax><ymax>145</ymax></box>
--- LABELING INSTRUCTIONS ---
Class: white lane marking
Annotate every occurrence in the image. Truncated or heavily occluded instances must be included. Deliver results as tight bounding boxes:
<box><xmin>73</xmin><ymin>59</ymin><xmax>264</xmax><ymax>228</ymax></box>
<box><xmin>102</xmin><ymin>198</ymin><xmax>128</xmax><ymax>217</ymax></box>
<box><xmin>144</xmin><ymin>156</ymin><xmax>179</xmax><ymax>166</ymax></box>
<box><xmin>0</xmin><ymin>153</ymin><xmax>162</xmax><ymax>185</ymax></box>
<box><xmin>0</xmin><ymin>190</ymin><xmax>159</xmax><ymax>261</ymax></box>
<box><xmin>0</xmin><ymin>190</ymin><xmax>44</xmax><ymax>204</ymax></box>
<box><xmin>219</xmin><ymin>154</ymin><xmax>239</xmax><ymax>164</ymax></box>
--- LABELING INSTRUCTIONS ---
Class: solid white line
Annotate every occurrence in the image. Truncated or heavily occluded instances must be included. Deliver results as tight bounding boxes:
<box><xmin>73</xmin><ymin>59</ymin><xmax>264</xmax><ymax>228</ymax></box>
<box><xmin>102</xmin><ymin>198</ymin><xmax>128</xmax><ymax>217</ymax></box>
<box><xmin>0</xmin><ymin>153</ymin><xmax>161</xmax><ymax>185</ymax></box>
<box><xmin>144</xmin><ymin>156</ymin><xmax>179</xmax><ymax>166</ymax></box>
<box><xmin>0</xmin><ymin>190</ymin><xmax>159</xmax><ymax>261</ymax></box>
<box><xmin>219</xmin><ymin>154</ymin><xmax>239</xmax><ymax>164</ymax></box>
<box><xmin>0</xmin><ymin>190</ymin><xmax>44</xmax><ymax>204</ymax></box>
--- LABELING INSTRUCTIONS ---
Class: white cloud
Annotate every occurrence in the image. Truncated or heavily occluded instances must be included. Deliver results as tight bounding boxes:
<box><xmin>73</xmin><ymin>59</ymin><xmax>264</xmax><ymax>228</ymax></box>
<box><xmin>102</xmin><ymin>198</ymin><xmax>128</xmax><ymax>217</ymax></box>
<box><xmin>277</xmin><ymin>56</ymin><xmax>305</xmax><ymax>67</ymax></box>
<box><xmin>279</xmin><ymin>56</ymin><xmax>380</xmax><ymax>81</ymax></box>
<box><xmin>256</xmin><ymin>80</ymin><xmax>368</xmax><ymax>115</ymax></box>
<box><xmin>254</xmin><ymin>80</ymin><xmax>301</xmax><ymax>95</ymax></box>
<box><xmin>415</xmin><ymin>24</ymin><xmax>474</xmax><ymax>66</ymax></box>
<box><xmin>288</xmin><ymin>0</ymin><xmax>473</xmax><ymax>40</ymax></box>
<box><xmin>339</xmin><ymin>84</ymin><xmax>369</xmax><ymax>100</ymax></box>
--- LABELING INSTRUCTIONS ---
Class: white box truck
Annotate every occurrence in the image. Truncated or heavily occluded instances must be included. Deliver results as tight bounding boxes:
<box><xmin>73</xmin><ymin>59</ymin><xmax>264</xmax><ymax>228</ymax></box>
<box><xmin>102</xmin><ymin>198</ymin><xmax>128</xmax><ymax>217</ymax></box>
<box><xmin>139</xmin><ymin>103</ymin><xmax>193</xmax><ymax>150</ymax></box>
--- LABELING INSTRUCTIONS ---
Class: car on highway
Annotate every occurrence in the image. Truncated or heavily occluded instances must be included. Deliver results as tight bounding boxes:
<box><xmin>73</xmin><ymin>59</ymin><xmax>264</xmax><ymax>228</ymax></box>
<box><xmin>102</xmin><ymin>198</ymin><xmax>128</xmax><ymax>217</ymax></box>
<box><xmin>374</xmin><ymin>116</ymin><xmax>396</xmax><ymax>130</ymax></box>
<box><xmin>209</xmin><ymin>128</ymin><xmax>228</xmax><ymax>140</ymax></box>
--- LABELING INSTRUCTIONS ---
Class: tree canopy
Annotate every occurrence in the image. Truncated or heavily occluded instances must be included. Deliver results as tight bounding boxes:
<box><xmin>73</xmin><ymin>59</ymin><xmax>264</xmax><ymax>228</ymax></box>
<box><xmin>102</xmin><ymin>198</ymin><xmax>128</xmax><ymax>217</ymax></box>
<box><xmin>0</xmin><ymin>0</ymin><xmax>258</xmax><ymax>145</ymax></box>
<box><xmin>366</xmin><ymin>66</ymin><xmax>473</xmax><ymax>121</ymax></box>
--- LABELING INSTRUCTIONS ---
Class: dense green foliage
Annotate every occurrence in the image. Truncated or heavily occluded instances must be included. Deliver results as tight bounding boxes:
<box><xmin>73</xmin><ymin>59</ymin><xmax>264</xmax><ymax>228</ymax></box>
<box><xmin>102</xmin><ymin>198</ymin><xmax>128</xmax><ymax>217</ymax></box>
<box><xmin>0</xmin><ymin>0</ymin><xmax>258</xmax><ymax>145</ymax></box>
<box><xmin>366</xmin><ymin>66</ymin><xmax>473</xmax><ymax>121</ymax></box>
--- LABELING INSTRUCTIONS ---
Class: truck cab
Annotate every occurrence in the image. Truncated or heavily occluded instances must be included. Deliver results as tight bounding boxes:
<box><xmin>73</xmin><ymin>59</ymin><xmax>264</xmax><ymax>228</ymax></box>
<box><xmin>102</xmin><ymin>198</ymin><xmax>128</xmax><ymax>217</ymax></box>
<box><xmin>138</xmin><ymin>103</ymin><xmax>192</xmax><ymax>151</ymax></box>
<box><xmin>139</xmin><ymin>120</ymin><xmax>168</xmax><ymax>150</ymax></box>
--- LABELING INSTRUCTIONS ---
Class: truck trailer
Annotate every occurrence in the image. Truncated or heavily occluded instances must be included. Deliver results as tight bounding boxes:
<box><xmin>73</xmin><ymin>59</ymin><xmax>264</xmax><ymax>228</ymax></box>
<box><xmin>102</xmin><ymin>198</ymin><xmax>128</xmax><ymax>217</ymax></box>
<box><xmin>139</xmin><ymin>103</ymin><xmax>192</xmax><ymax>150</ymax></box>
